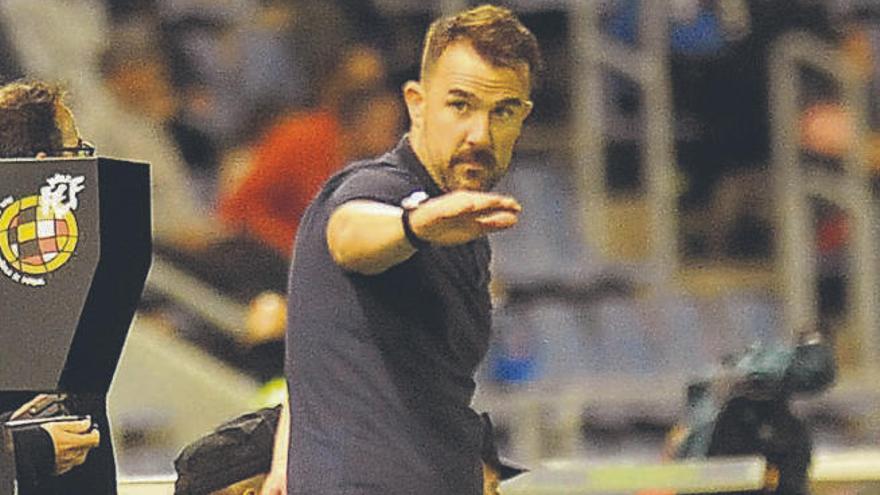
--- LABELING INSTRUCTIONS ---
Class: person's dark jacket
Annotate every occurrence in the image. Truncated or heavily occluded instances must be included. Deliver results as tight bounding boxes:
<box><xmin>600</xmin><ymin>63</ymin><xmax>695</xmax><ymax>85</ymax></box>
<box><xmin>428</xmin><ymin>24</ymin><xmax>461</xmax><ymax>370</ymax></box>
<box><xmin>0</xmin><ymin>393</ymin><xmax>116</xmax><ymax>495</ymax></box>
<box><xmin>0</xmin><ymin>409</ymin><xmax>55</xmax><ymax>493</ymax></box>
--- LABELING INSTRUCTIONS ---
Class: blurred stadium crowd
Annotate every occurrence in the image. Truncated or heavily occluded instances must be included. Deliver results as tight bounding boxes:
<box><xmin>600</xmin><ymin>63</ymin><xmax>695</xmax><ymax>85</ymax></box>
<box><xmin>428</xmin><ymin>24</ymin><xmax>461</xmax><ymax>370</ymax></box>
<box><xmin>3</xmin><ymin>0</ymin><xmax>880</xmax><ymax>479</ymax></box>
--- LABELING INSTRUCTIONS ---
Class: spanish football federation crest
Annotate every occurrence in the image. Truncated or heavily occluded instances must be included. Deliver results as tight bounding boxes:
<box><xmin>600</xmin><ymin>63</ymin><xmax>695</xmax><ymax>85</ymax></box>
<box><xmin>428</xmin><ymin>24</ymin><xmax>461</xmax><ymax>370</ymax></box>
<box><xmin>0</xmin><ymin>173</ymin><xmax>85</xmax><ymax>287</ymax></box>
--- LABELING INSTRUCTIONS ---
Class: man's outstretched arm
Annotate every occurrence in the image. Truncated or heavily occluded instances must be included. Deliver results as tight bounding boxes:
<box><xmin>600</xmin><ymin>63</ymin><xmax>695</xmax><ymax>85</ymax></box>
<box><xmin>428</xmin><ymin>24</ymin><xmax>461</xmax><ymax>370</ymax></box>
<box><xmin>327</xmin><ymin>190</ymin><xmax>522</xmax><ymax>275</ymax></box>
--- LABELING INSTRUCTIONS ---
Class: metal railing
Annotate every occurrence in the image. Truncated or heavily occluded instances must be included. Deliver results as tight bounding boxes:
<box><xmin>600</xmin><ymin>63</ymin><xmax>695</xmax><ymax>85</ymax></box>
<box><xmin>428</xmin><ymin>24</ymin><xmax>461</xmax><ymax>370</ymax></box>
<box><xmin>502</xmin><ymin>456</ymin><xmax>766</xmax><ymax>494</ymax></box>
<box><xmin>769</xmin><ymin>31</ymin><xmax>880</xmax><ymax>372</ymax></box>
<box><xmin>571</xmin><ymin>0</ymin><xmax>677</xmax><ymax>288</ymax></box>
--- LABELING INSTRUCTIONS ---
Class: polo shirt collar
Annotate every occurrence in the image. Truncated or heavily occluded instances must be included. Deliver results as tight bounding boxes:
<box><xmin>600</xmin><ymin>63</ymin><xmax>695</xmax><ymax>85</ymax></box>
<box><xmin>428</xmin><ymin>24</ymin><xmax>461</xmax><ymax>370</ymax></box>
<box><xmin>392</xmin><ymin>135</ymin><xmax>444</xmax><ymax>197</ymax></box>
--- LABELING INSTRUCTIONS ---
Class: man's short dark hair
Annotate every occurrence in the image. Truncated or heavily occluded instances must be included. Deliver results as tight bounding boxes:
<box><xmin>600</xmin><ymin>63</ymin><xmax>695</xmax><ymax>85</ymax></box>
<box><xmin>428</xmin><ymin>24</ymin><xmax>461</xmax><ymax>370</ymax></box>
<box><xmin>420</xmin><ymin>4</ymin><xmax>543</xmax><ymax>89</ymax></box>
<box><xmin>174</xmin><ymin>405</ymin><xmax>280</xmax><ymax>495</ymax></box>
<box><xmin>0</xmin><ymin>80</ymin><xmax>64</xmax><ymax>158</ymax></box>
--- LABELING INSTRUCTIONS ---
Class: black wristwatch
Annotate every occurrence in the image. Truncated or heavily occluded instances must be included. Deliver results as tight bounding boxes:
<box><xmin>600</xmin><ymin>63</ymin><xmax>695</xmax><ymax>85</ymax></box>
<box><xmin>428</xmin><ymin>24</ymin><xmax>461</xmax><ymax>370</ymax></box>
<box><xmin>401</xmin><ymin>191</ymin><xmax>430</xmax><ymax>249</ymax></box>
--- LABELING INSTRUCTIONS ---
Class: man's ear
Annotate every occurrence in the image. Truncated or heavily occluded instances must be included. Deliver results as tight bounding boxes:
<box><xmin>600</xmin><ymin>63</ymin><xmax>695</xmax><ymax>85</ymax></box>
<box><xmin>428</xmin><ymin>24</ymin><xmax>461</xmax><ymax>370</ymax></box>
<box><xmin>522</xmin><ymin>100</ymin><xmax>534</xmax><ymax>122</ymax></box>
<box><xmin>403</xmin><ymin>80</ymin><xmax>425</xmax><ymax>131</ymax></box>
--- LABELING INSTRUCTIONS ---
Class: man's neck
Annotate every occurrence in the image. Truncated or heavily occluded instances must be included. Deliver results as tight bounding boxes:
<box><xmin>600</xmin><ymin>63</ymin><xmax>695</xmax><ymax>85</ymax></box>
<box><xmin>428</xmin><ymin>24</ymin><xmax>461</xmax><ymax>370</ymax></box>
<box><xmin>407</xmin><ymin>129</ymin><xmax>445</xmax><ymax>192</ymax></box>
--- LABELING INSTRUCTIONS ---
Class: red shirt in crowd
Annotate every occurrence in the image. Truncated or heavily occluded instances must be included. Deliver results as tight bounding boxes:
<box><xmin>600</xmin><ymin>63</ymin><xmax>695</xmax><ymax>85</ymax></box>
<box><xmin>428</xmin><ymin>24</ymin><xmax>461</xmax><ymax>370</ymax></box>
<box><xmin>219</xmin><ymin>110</ymin><xmax>343</xmax><ymax>256</ymax></box>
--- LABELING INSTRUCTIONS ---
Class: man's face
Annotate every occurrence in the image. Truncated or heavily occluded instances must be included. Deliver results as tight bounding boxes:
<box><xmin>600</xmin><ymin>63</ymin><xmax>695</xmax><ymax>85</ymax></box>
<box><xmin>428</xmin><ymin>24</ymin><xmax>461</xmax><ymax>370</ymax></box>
<box><xmin>406</xmin><ymin>41</ymin><xmax>532</xmax><ymax>192</ymax></box>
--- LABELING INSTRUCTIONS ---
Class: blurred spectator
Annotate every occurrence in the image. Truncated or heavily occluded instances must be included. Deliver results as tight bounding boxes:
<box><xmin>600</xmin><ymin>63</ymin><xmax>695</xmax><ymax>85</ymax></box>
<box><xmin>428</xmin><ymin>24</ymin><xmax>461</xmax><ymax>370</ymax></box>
<box><xmin>166</xmin><ymin>80</ymin><xmax>223</xmax><ymax>198</ymax></box>
<box><xmin>0</xmin><ymin>3</ymin><xmax>211</xmax><ymax>251</ymax></box>
<box><xmin>672</xmin><ymin>0</ymin><xmax>837</xmax><ymax>207</ymax></box>
<box><xmin>800</xmin><ymin>101</ymin><xmax>855</xmax><ymax>158</ymax></box>
<box><xmin>791</xmin><ymin>19</ymin><xmax>876</xmax><ymax>331</ymax></box>
<box><xmin>218</xmin><ymin>85</ymin><xmax>402</xmax><ymax>257</ymax></box>
<box><xmin>603</xmin><ymin>0</ymin><xmax>748</xmax><ymax>52</ymax></box>
<box><xmin>136</xmin><ymin>47</ymin><xmax>398</xmax><ymax>385</ymax></box>
<box><xmin>155</xmin><ymin>2</ymin><xmax>305</xmax><ymax>147</ymax></box>
<box><xmin>218</xmin><ymin>46</ymin><xmax>402</xmax><ymax>257</ymax></box>
<box><xmin>797</xmin><ymin>20</ymin><xmax>876</xmax><ymax>166</ymax></box>
<box><xmin>275</xmin><ymin>0</ymin><xmax>393</xmax><ymax>106</ymax></box>
<box><xmin>79</xmin><ymin>21</ymin><xmax>227</xmax><ymax>250</ymax></box>
<box><xmin>153</xmin><ymin>0</ymin><xmax>391</xmax><ymax>152</ymax></box>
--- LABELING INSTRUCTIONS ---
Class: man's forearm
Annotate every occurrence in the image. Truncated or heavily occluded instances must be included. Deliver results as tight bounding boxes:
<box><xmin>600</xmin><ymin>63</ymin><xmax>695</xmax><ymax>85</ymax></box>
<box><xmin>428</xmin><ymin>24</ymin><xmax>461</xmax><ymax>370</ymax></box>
<box><xmin>326</xmin><ymin>192</ymin><xmax>521</xmax><ymax>275</ymax></box>
<box><xmin>326</xmin><ymin>201</ymin><xmax>417</xmax><ymax>275</ymax></box>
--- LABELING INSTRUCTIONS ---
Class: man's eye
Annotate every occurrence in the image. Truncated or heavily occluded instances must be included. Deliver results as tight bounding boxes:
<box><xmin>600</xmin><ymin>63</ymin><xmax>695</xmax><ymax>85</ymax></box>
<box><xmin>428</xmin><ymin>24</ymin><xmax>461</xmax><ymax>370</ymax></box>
<box><xmin>449</xmin><ymin>100</ymin><xmax>470</xmax><ymax>113</ymax></box>
<box><xmin>492</xmin><ymin>106</ymin><xmax>515</xmax><ymax>120</ymax></box>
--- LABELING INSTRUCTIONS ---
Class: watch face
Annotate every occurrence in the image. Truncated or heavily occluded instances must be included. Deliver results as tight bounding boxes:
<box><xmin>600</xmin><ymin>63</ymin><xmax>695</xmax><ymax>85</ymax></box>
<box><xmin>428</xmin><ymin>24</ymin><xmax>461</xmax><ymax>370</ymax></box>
<box><xmin>401</xmin><ymin>190</ymin><xmax>429</xmax><ymax>210</ymax></box>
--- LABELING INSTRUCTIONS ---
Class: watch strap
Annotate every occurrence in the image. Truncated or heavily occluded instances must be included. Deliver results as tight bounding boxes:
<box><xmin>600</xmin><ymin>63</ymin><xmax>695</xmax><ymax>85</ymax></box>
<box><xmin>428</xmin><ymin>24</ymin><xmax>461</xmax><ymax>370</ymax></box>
<box><xmin>401</xmin><ymin>207</ymin><xmax>430</xmax><ymax>250</ymax></box>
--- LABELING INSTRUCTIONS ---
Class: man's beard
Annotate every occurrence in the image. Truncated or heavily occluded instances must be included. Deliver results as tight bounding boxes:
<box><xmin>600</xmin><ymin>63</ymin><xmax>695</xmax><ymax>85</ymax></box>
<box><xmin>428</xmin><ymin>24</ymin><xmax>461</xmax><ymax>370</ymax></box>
<box><xmin>446</xmin><ymin>148</ymin><xmax>498</xmax><ymax>191</ymax></box>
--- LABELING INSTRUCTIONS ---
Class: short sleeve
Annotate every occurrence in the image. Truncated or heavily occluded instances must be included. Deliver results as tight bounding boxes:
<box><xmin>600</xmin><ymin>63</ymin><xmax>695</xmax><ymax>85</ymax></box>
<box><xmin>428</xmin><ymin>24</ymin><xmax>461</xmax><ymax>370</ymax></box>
<box><xmin>325</xmin><ymin>165</ymin><xmax>423</xmax><ymax>212</ymax></box>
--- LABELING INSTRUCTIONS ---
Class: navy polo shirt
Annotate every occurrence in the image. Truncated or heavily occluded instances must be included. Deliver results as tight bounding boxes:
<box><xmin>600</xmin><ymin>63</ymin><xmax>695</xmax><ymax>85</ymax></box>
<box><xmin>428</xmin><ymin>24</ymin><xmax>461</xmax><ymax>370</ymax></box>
<box><xmin>286</xmin><ymin>137</ymin><xmax>492</xmax><ymax>494</ymax></box>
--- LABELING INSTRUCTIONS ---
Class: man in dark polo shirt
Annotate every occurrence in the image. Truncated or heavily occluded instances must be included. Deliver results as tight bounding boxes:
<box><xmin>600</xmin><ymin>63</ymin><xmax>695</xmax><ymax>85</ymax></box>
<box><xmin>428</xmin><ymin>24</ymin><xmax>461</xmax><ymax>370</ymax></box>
<box><xmin>281</xmin><ymin>5</ymin><xmax>541</xmax><ymax>494</ymax></box>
